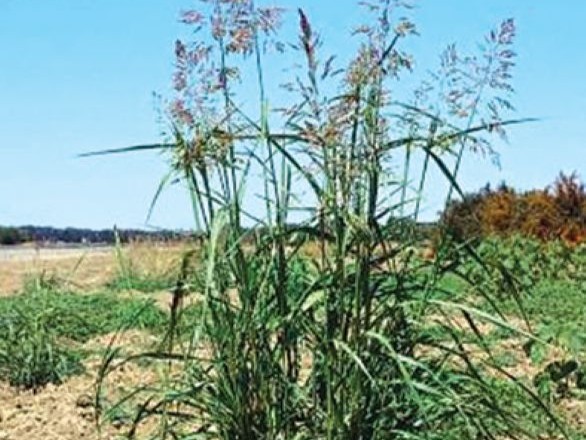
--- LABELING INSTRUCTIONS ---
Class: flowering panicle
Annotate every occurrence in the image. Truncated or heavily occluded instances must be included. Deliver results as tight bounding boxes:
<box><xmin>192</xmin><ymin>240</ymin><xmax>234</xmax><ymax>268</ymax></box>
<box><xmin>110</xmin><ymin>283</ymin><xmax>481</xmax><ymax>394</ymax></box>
<box><xmin>164</xmin><ymin>0</ymin><xmax>519</xmax><ymax>197</ymax></box>
<box><xmin>297</xmin><ymin>9</ymin><xmax>319</xmax><ymax>92</ymax></box>
<box><xmin>170</xmin><ymin>99</ymin><xmax>195</xmax><ymax>126</ymax></box>
<box><xmin>180</xmin><ymin>10</ymin><xmax>204</xmax><ymax>25</ymax></box>
<box><xmin>347</xmin><ymin>0</ymin><xmax>416</xmax><ymax>91</ymax></box>
<box><xmin>209</xmin><ymin>1</ymin><xmax>284</xmax><ymax>55</ymax></box>
<box><xmin>412</xmin><ymin>18</ymin><xmax>518</xmax><ymax>155</ymax></box>
<box><xmin>165</xmin><ymin>0</ymin><xmax>287</xmax><ymax>171</ymax></box>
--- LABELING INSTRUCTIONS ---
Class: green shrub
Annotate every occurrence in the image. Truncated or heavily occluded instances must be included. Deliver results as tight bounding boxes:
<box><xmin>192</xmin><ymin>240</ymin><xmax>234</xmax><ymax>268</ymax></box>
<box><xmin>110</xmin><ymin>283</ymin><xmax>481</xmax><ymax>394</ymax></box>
<box><xmin>0</xmin><ymin>304</ymin><xmax>84</xmax><ymax>390</ymax></box>
<box><xmin>511</xmin><ymin>280</ymin><xmax>586</xmax><ymax>360</ymax></box>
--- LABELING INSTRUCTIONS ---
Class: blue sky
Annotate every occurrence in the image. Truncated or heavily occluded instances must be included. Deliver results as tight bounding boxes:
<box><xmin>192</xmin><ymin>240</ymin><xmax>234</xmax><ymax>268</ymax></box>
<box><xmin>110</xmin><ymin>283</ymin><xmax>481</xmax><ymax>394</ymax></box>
<box><xmin>0</xmin><ymin>1</ymin><xmax>584</xmax><ymax>229</ymax></box>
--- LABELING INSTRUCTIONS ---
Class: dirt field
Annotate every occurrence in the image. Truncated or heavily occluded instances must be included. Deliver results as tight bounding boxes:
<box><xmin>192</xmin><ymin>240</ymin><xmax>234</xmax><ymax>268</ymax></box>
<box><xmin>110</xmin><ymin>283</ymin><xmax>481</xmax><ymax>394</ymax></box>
<box><xmin>0</xmin><ymin>242</ymin><xmax>185</xmax><ymax>295</ymax></box>
<box><xmin>0</xmin><ymin>245</ymin><xmax>111</xmax><ymax>262</ymax></box>
<box><xmin>0</xmin><ymin>330</ymin><xmax>163</xmax><ymax>440</ymax></box>
<box><xmin>0</xmin><ymin>242</ymin><xmax>584</xmax><ymax>438</ymax></box>
<box><xmin>0</xmin><ymin>245</ymin><xmax>112</xmax><ymax>294</ymax></box>
<box><xmin>0</xmin><ymin>242</ymin><xmax>189</xmax><ymax>440</ymax></box>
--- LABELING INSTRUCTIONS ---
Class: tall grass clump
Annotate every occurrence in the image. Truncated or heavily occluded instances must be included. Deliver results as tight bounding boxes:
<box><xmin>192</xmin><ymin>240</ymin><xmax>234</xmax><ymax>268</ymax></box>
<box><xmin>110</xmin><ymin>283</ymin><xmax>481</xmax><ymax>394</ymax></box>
<box><xmin>0</xmin><ymin>282</ymin><xmax>85</xmax><ymax>390</ymax></box>
<box><xmin>89</xmin><ymin>1</ymin><xmax>570</xmax><ymax>438</ymax></box>
<box><xmin>0</xmin><ymin>308</ymin><xmax>85</xmax><ymax>390</ymax></box>
<box><xmin>0</xmin><ymin>276</ymin><xmax>168</xmax><ymax>390</ymax></box>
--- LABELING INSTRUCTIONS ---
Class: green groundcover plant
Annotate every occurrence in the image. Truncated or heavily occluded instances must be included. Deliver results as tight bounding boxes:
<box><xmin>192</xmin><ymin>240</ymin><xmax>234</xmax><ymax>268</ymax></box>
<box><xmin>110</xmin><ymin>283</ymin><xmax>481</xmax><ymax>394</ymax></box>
<box><xmin>462</xmin><ymin>235</ymin><xmax>585</xmax><ymax>296</ymax></box>
<box><xmin>0</xmin><ymin>279</ymin><xmax>167</xmax><ymax>390</ymax></box>
<box><xmin>0</xmin><ymin>306</ymin><xmax>84</xmax><ymax>390</ymax></box>
<box><xmin>87</xmin><ymin>1</ymin><xmax>576</xmax><ymax>438</ymax></box>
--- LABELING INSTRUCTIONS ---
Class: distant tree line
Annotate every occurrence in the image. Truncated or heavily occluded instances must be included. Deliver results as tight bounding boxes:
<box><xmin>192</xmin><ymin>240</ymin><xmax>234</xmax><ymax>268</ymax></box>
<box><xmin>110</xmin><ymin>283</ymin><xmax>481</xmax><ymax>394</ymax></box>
<box><xmin>0</xmin><ymin>227</ymin><xmax>27</xmax><ymax>245</ymax></box>
<box><xmin>10</xmin><ymin>173</ymin><xmax>582</xmax><ymax>249</ymax></box>
<box><xmin>0</xmin><ymin>221</ymin><xmax>438</xmax><ymax>247</ymax></box>
<box><xmin>0</xmin><ymin>225</ymin><xmax>187</xmax><ymax>246</ymax></box>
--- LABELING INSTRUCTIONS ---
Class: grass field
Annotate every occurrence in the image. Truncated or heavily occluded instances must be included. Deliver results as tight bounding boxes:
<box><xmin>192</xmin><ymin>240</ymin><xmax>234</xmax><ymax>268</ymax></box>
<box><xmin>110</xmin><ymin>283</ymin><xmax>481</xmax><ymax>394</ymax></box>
<box><xmin>0</xmin><ymin>238</ymin><xmax>584</xmax><ymax>439</ymax></box>
<box><xmin>0</xmin><ymin>241</ymin><xmax>185</xmax><ymax>295</ymax></box>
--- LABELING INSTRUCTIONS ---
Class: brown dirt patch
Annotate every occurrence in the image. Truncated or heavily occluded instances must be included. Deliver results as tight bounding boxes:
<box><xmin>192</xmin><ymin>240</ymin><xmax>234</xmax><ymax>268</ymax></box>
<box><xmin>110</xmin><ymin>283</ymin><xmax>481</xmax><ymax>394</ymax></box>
<box><xmin>0</xmin><ymin>330</ymin><xmax>168</xmax><ymax>440</ymax></box>
<box><xmin>0</xmin><ymin>247</ymin><xmax>113</xmax><ymax>295</ymax></box>
<box><xmin>0</xmin><ymin>241</ymin><xmax>189</xmax><ymax>295</ymax></box>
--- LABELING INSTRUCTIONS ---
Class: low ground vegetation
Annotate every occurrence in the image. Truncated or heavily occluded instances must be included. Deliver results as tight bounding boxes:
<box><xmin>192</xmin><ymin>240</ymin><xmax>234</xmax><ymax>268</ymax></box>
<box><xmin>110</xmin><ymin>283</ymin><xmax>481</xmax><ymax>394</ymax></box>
<box><xmin>0</xmin><ymin>237</ymin><xmax>584</xmax><ymax>439</ymax></box>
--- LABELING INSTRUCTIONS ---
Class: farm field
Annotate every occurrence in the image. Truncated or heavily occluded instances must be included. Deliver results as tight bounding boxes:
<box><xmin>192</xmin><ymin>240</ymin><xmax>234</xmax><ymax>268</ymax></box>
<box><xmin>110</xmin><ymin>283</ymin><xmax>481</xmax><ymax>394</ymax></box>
<box><xmin>2</xmin><ymin>1</ymin><xmax>586</xmax><ymax>439</ymax></box>
<box><xmin>0</xmin><ymin>241</ymin><xmax>188</xmax><ymax>439</ymax></box>
<box><xmin>0</xmin><ymin>243</ymin><xmax>184</xmax><ymax>295</ymax></box>
<box><xmin>0</xmin><ymin>238</ymin><xmax>584</xmax><ymax>440</ymax></box>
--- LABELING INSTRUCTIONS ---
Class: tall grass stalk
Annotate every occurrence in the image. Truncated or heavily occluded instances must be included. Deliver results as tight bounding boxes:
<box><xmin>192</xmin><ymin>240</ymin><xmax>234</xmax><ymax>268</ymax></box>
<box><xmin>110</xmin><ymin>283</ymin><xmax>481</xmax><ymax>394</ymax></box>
<box><xmin>87</xmin><ymin>2</ymin><xmax>567</xmax><ymax>439</ymax></box>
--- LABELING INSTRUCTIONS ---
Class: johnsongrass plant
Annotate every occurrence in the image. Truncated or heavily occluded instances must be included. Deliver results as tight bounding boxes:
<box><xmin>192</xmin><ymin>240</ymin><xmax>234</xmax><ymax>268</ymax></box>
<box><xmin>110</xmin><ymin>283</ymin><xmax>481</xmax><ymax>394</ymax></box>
<box><xmin>87</xmin><ymin>1</ymin><xmax>570</xmax><ymax>439</ymax></box>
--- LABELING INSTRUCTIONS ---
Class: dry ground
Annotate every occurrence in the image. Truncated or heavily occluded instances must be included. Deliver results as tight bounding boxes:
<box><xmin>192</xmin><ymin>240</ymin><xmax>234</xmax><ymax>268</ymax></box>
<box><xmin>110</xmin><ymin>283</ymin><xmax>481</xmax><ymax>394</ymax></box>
<box><xmin>0</xmin><ymin>241</ymin><xmax>584</xmax><ymax>439</ymax></box>
<box><xmin>0</xmin><ymin>241</ymin><xmax>190</xmax><ymax>440</ymax></box>
<box><xmin>0</xmin><ymin>241</ymin><xmax>186</xmax><ymax>295</ymax></box>
<box><xmin>0</xmin><ymin>329</ymin><xmax>173</xmax><ymax>440</ymax></box>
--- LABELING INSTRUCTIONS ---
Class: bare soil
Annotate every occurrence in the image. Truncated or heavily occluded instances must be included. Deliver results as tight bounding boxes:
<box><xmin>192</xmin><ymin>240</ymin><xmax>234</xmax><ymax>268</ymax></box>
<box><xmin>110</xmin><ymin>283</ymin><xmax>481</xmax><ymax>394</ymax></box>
<box><xmin>0</xmin><ymin>245</ymin><xmax>115</xmax><ymax>295</ymax></box>
<box><xmin>0</xmin><ymin>331</ymin><xmax>159</xmax><ymax>440</ymax></box>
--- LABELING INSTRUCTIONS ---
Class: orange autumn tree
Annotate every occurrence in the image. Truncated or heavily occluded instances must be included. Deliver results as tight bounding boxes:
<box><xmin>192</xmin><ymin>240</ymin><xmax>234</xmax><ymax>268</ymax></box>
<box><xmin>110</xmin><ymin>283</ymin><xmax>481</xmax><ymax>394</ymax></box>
<box><xmin>551</xmin><ymin>172</ymin><xmax>586</xmax><ymax>243</ymax></box>
<box><xmin>478</xmin><ymin>184</ymin><xmax>517</xmax><ymax>236</ymax></box>
<box><xmin>442</xmin><ymin>172</ymin><xmax>586</xmax><ymax>244</ymax></box>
